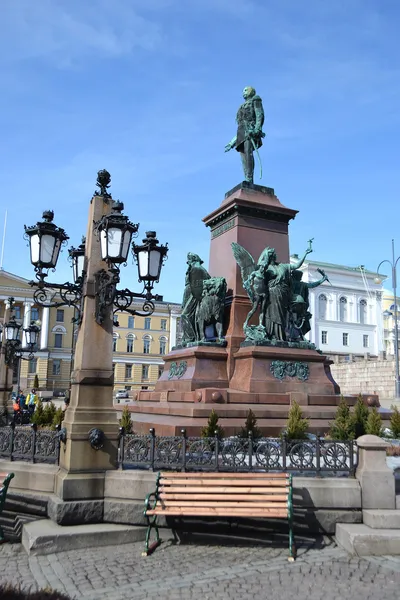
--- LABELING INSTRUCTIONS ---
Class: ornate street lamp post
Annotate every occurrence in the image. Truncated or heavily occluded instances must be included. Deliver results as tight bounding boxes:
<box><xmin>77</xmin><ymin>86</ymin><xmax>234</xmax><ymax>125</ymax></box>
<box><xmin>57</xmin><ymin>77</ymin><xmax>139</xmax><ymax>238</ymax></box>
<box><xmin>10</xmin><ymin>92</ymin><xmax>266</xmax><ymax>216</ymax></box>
<box><xmin>377</xmin><ymin>239</ymin><xmax>400</xmax><ymax>398</ymax></box>
<box><xmin>0</xmin><ymin>298</ymin><xmax>40</xmax><ymax>367</ymax></box>
<box><xmin>23</xmin><ymin>170</ymin><xmax>168</xmax><ymax>507</ymax></box>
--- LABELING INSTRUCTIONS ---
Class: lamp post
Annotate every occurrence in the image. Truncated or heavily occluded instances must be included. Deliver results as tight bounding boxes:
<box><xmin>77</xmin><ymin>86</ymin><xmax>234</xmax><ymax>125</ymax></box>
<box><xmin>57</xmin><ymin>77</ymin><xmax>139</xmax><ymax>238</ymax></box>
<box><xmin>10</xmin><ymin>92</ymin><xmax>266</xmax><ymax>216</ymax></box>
<box><xmin>24</xmin><ymin>170</ymin><xmax>168</xmax><ymax>506</ymax></box>
<box><xmin>377</xmin><ymin>239</ymin><xmax>400</xmax><ymax>398</ymax></box>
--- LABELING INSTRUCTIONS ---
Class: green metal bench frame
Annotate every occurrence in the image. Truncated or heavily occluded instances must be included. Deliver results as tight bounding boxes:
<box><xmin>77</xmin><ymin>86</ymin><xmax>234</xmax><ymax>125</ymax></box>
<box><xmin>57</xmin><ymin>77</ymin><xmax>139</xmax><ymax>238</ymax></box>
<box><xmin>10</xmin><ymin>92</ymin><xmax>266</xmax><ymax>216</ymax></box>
<box><xmin>0</xmin><ymin>473</ymin><xmax>15</xmax><ymax>542</ymax></box>
<box><xmin>143</xmin><ymin>472</ymin><xmax>294</xmax><ymax>560</ymax></box>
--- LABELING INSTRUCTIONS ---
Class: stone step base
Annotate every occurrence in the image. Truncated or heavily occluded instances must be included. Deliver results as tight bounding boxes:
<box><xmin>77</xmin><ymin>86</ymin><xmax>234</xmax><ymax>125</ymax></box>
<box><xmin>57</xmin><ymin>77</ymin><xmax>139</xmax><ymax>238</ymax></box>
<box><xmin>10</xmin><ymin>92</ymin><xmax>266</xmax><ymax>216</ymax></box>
<box><xmin>363</xmin><ymin>509</ymin><xmax>400</xmax><ymax>530</ymax></box>
<box><xmin>336</xmin><ymin>523</ymin><xmax>400</xmax><ymax>556</ymax></box>
<box><xmin>22</xmin><ymin>520</ymin><xmax>146</xmax><ymax>556</ymax></box>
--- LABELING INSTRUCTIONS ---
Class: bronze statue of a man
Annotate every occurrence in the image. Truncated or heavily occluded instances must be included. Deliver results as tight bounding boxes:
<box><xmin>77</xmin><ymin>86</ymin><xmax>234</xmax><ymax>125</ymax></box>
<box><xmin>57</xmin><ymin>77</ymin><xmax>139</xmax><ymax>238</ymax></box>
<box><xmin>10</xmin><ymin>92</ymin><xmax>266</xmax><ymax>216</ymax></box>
<box><xmin>225</xmin><ymin>86</ymin><xmax>265</xmax><ymax>183</ymax></box>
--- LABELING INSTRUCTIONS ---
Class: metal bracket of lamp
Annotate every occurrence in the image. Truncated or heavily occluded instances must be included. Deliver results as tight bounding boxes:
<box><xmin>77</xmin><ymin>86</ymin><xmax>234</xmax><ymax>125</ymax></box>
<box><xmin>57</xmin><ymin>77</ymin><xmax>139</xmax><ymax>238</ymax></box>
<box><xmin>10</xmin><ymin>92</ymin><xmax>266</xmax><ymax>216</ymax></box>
<box><xmin>24</xmin><ymin>210</ymin><xmax>86</xmax><ymax>323</ymax></box>
<box><xmin>94</xmin><ymin>198</ymin><xmax>168</xmax><ymax>326</ymax></box>
<box><xmin>0</xmin><ymin>298</ymin><xmax>41</xmax><ymax>367</ymax></box>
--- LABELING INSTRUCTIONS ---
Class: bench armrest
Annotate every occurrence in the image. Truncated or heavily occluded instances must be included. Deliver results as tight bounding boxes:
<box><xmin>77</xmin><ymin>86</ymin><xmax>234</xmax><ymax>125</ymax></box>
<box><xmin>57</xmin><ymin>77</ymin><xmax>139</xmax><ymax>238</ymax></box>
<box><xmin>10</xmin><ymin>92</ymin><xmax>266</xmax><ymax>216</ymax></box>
<box><xmin>144</xmin><ymin>492</ymin><xmax>158</xmax><ymax>514</ymax></box>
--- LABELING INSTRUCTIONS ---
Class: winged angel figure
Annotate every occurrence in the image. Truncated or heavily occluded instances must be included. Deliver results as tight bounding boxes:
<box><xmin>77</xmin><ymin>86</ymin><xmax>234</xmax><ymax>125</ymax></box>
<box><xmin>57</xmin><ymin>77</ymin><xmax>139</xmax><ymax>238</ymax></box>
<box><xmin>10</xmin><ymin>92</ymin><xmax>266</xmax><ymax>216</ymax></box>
<box><xmin>231</xmin><ymin>242</ymin><xmax>313</xmax><ymax>342</ymax></box>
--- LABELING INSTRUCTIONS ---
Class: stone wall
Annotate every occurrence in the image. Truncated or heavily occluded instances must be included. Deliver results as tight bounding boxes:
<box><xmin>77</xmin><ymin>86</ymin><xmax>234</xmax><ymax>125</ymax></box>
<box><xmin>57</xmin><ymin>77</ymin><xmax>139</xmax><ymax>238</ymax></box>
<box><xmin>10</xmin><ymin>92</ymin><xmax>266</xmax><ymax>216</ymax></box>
<box><xmin>330</xmin><ymin>357</ymin><xmax>396</xmax><ymax>399</ymax></box>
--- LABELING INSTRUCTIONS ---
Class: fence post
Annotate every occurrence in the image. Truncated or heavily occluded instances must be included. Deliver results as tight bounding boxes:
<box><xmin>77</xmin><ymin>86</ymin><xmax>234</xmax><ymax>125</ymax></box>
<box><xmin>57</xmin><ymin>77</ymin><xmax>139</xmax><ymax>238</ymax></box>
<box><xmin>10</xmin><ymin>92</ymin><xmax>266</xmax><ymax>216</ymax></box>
<box><xmin>356</xmin><ymin>435</ymin><xmax>395</xmax><ymax>509</ymax></box>
<box><xmin>10</xmin><ymin>422</ymin><xmax>15</xmax><ymax>461</ymax></box>
<box><xmin>119</xmin><ymin>427</ymin><xmax>125</xmax><ymax>470</ymax></box>
<box><xmin>282</xmin><ymin>433</ymin><xmax>287</xmax><ymax>472</ymax></box>
<box><xmin>181</xmin><ymin>429</ymin><xmax>187</xmax><ymax>472</ymax></box>
<box><xmin>248</xmin><ymin>431</ymin><xmax>253</xmax><ymax>471</ymax></box>
<box><xmin>315</xmin><ymin>432</ymin><xmax>321</xmax><ymax>477</ymax></box>
<box><xmin>149</xmin><ymin>428</ymin><xmax>156</xmax><ymax>471</ymax></box>
<box><xmin>31</xmin><ymin>423</ymin><xmax>37</xmax><ymax>463</ymax></box>
<box><xmin>214</xmin><ymin>430</ymin><xmax>219</xmax><ymax>472</ymax></box>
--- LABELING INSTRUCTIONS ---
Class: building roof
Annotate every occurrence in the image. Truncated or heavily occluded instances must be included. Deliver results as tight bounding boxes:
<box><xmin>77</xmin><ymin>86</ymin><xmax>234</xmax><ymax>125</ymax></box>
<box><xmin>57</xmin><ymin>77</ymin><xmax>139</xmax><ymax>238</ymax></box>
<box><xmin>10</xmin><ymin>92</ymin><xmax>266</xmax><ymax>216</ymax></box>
<box><xmin>290</xmin><ymin>256</ymin><xmax>386</xmax><ymax>279</ymax></box>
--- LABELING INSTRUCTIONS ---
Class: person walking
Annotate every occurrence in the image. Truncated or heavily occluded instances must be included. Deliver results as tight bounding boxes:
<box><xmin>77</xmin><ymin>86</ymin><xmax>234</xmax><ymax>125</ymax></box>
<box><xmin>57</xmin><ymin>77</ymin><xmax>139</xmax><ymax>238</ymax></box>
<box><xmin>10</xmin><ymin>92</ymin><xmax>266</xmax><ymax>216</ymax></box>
<box><xmin>27</xmin><ymin>389</ymin><xmax>38</xmax><ymax>416</ymax></box>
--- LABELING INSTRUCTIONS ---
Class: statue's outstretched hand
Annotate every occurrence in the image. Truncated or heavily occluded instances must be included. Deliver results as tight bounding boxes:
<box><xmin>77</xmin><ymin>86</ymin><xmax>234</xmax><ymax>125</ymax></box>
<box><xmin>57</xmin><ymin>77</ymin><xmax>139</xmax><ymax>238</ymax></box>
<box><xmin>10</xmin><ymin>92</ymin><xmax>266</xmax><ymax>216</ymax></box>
<box><xmin>224</xmin><ymin>142</ymin><xmax>233</xmax><ymax>152</ymax></box>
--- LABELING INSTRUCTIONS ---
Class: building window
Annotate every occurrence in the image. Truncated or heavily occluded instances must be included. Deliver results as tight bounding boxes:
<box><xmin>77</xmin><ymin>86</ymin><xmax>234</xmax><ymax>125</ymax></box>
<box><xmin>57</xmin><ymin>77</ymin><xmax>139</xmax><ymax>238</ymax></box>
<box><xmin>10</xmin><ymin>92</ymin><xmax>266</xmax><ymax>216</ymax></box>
<box><xmin>56</xmin><ymin>309</ymin><xmax>64</xmax><ymax>322</ymax></box>
<box><xmin>144</xmin><ymin>318</ymin><xmax>151</xmax><ymax>330</ymax></box>
<box><xmin>142</xmin><ymin>365</ymin><xmax>149</xmax><ymax>380</ymax></box>
<box><xmin>28</xmin><ymin>359</ymin><xmax>37</xmax><ymax>374</ymax></box>
<box><xmin>126</xmin><ymin>335</ymin><xmax>134</xmax><ymax>353</ymax></box>
<box><xmin>319</xmin><ymin>294</ymin><xmax>327</xmax><ymax>320</ymax></box>
<box><xmin>343</xmin><ymin>333</ymin><xmax>349</xmax><ymax>346</ymax></box>
<box><xmin>125</xmin><ymin>364</ymin><xmax>132</xmax><ymax>379</ymax></box>
<box><xmin>113</xmin><ymin>336</ymin><xmax>118</xmax><ymax>352</ymax></box>
<box><xmin>158</xmin><ymin>366</ymin><xmax>164</xmax><ymax>378</ymax></box>
<box><xmin>321</xmin><ymin>330</ymin><xmax>328</xmax><ymax>345</ymax></box>
<box><xmin>143</xmin><ymin>336</ymin><xmax>151</xmax><ymax>354</ymax></box>
<box><xmin>128</xmin><ymin>316</ymin><xmax>135</xmax><ymax>329</ymax></box>
<box><xmin>363</xmin><ymin>334</ymin><xmax>369</xmax><ymax>348</ymax></box>
<box><xmin>160</xmin><ymin>319</ymin><xmax>167</xmax><ymax>331</ymax></box>
<box><xmin>159</xmin><ymin>337</ymin><xmax>167</xmax><ymax>355</ymax></box>
<box><xmin>339</xmin><ymin>297</ymin><xmax>348</xmax><ymax>322</ymax></box>
<box><xmin>54</xmin><ymin>333</ymin><xmax>63</xmax><ymax>348</ymax></box>
<box><xmin>31</xmin><ymin>307</ymin><xmax>39</xmax><ymax>321</ymax></box>
<box><xmin>14</xmin><ymin>306</ymin><xmax>21</xmax><ymax>320</ymax></box>
<box><xmin>359</xmin><ymin>299</ymin><xmax>367</xmax><ymax>324</ymax></box>
<box><xmin>52</xmin><ymin>359</ymin><xmax>61</xmax><ymax>376</ymax></box>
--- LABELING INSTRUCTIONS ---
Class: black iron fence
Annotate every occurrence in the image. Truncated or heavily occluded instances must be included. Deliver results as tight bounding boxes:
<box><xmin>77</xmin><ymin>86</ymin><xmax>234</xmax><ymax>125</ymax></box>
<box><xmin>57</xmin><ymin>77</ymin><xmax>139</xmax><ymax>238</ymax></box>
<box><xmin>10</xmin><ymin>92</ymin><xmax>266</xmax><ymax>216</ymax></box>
<box><xmin>0</xmin><ymin>424</ymin><xmax>62</xmax><ymax>464</ymax></box>
<box><xmin>118</xmin><ymin>429</ymin><xmax>358</xmax><ymax>476</ymax></box>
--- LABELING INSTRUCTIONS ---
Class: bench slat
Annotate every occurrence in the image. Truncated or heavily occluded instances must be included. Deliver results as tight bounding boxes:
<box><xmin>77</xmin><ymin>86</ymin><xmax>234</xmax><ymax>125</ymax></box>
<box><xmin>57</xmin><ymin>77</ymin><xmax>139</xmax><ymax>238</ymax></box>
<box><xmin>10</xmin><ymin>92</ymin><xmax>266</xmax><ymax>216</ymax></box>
<box><xmin>160</xmin><ymin>479</ymin><xmax>289</xmax><ymax>487</ymax></box>
<box><xmin>160</xmin><ymin>501</ymin><xmax>288</xmax><ymax>509</ymax></box>
<box><xmin>147</xmin><ymin>508</ymin><xmax>288</xmax><ymax>517</ymax></box>
<box><xmin>159</xmin><ymin>486</ymin><xmax>288</xmax><ymax>495</ymax></box>
<box><xmin>160</xmin><ymin>472</ymin><xmax>288</xmax><ymax>479</ymax></box>
<box><xmin>159</xmin><ymin>493</ymin><xmax>288</xmax><ymax>501</ymax></box>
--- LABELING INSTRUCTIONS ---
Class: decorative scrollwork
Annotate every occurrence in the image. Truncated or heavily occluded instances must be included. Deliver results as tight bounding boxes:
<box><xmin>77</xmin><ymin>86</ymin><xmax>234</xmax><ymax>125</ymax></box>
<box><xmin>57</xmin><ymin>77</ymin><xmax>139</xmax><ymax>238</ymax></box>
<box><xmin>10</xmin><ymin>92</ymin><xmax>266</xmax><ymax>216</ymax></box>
<box><xmin>168</xmin><ymin>361</ymin><xmax>187</xmax><ymax>380</ymax></box>
<box><xmin>186</xmin><ymin>438</ymin><xmax>214</xmax><ymax>466</ymax></box>
<box><xmin>13</xmin><ymin>428</ymin><xmax>33</xmax><ymax>458</ymax></box>
<box><xmin>288</xmin><ymin>441</ymin><xmax>314</xmax><ymax>469</ymax></box>
<box><xmin>124</xmin><ymin>435</ymin><xmax>151</xmax><ymax>463</ymax></box>
<box><xmin>270</xmin><ymin>360</ymin><xmax>309</xmax><ymax>381</ymax></box>
<box><xmin>113</xmin><ymin>289</ymin><xmax>156</xmax><ymax>320</ymax></box>
<box><xmin>254</xmin><ymin>439</ymin><xmax>281</xmax><ymax>469</ymax></box>
<box><xmin>220</xmin><ymin>438</ymin><xmax>248</xmax><ymax>468</ymax></box>
<box><xmin>154</xmin><ymin>436</ymin><xmax>182</xmax><ymax>465</ymax></box>
<box><xmin>35</xmin><ymin>430</ymin><xmax>58</xmax><ymax>459</ymax></box>
<box><xmin>322</xmin><ymin>442</ymin><xmax>349</xmax><ymax>470</ymax></box>
<box><xmin>0</xmin><ymin>428</ymin><xmax>11</xmax><ymax>455</ymax></box>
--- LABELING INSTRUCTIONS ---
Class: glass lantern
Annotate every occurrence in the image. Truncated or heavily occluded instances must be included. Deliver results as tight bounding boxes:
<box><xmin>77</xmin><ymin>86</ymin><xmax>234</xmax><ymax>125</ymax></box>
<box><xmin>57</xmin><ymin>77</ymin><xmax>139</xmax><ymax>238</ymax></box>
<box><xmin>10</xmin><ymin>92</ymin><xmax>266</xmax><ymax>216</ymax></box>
<box><xmin>24</xmin><ymin>210</ymin><xmax>69</xmax><ymax>270</ymax></box>
<box><xmin>69</xmin><ymin>238</ymin><xmax>86</xmax><ymax>283</ymax></box>
<box><xmin>24</xmin><ymin>322</ymin><xmax>41</xmax><ymax>348</ymax></box>
<box><xmin>4</xmin><ymin>316</ymin><xmax>21</xmax><ymax>342</ymax></box>
<box><xmin>132</xmin><ymin>231</ymin><xmax>168</xmax><ymax>288</ymax></box>
<box><xmin>97</xmin><ymin>201</ymin><xmax>139</xmax><ymax>265</ymax></box>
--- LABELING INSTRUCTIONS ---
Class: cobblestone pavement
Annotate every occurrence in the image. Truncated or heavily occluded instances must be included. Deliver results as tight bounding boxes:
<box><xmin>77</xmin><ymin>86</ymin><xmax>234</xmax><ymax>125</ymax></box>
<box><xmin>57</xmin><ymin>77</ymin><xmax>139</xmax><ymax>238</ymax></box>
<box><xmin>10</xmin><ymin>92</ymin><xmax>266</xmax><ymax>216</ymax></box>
<box><xmin>1</xmin><ymin>535</ymin><xmax>400</xmax><ymax>600</ymax></box>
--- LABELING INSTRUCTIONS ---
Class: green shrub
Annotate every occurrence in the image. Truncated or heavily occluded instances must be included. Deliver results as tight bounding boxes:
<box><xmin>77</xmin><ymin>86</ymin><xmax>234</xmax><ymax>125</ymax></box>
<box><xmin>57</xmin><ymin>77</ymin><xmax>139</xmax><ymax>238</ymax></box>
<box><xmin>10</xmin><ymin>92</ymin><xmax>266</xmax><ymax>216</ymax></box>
<box><xmin>239</xmin><ymin>409</ymin><xmax>262</xmax><ymax>439</ymax></box>
<box><xmin>31</xmin><ymin>400</ymin><xmax>44</xmax><ymax>426</ymax></box>
<box><xmin>119</xmin><ymin>405</ymin><xmax>133</xmax><ymax>434</ymax></box>
<box><xmin>365</xmin><ymin>407</ymin><xmax>383</xmax><ymax>437</ymax></box>
<box><xmin>52</xmin><ymin>407</ymin><xmax>65</xmax><ymax>429</ymax></box>
<box><xmin>284</xmin><ymin>401</ymin><xmax>309</xmax><ymax>440</ymax></box>
<box><xmin>350</xmin><ymin>394</ymin><xmax>369</xmax><ymax>438</ymax></box>
<box><xmin>390</xmin><ymin>406</ymin><xmax>400</xmax><ymax>438</ymax></box>
<box><xmin>33</xmin><ymin>374</ymin><xmax>39</xmax><ymax>390</ymax></box>
<box><xmin>43</xmin><ymin>402</ymin><xmax>56</xmax><ymax>426</ymax></box>
<box><xmin>201</xmin><ymin>409</ymin><xmax>224</xmax><ymax>438</ymax></box>
<box><xmin>329</xmin><ymin>396</ymin><xmax>355</xmax><ymax>440</ymax></box>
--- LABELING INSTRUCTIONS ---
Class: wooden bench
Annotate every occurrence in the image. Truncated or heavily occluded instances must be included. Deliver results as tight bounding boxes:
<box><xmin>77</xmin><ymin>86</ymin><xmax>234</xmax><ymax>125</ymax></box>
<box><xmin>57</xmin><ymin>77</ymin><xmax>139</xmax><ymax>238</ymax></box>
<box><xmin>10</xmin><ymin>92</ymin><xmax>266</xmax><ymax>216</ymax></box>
<box><xmin>143</xmin><ymin>471</ymin><xmax>295</xmax><ymax>560</ymax></box>
<box><xmin>0</xmin><ymin>472</ymin><xmax>15</xmax><ymax>543</ymax></box>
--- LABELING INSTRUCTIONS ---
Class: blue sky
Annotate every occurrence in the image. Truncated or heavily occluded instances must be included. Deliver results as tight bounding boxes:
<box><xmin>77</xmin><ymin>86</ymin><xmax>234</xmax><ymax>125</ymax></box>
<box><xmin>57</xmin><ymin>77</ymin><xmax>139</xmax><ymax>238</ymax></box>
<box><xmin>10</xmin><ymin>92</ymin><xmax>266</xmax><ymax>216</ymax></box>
<box><xmin>1</xmin><ymin>0</ymin><xmax>400</xmax><ymax>302</ymax></box>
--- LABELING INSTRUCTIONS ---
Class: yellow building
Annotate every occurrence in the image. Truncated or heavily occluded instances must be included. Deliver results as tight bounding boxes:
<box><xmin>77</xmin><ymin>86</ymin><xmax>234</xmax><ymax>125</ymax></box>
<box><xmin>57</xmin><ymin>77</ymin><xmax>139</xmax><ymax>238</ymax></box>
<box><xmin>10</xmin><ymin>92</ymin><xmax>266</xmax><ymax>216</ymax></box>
<box><xmin>0</xmin><ymin>269</ymin><xmax>181</xmax><ymax>395</ymax></box>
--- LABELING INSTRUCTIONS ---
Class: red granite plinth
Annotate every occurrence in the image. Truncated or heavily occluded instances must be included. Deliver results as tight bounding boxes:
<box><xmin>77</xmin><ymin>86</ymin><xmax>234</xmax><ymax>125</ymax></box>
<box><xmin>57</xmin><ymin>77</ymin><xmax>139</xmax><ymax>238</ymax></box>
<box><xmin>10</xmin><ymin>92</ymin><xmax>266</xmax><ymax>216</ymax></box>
<box><xmin>229</xmin><ymin>346</ymin><xmax>338</xmax><ymax>398</ymax></box>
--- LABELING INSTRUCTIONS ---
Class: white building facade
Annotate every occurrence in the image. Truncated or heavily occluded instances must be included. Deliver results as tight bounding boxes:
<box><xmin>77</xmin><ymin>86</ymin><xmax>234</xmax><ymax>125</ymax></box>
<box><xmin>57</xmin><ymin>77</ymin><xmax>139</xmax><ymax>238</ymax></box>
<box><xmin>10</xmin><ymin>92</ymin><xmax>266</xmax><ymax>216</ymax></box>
<box><xmin>291</xmin><ymin>257</ymin><xmax>385</xmax><ymax>357</ymax></box>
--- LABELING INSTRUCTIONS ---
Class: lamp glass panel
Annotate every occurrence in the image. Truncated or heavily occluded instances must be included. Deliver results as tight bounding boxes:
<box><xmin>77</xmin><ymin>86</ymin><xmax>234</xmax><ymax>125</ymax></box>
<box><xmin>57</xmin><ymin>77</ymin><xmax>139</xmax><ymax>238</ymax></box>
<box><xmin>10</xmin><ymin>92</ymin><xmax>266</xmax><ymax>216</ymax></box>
<box><xmin>30</xmin><ymin>234</ymin><xmax>40</xmax><ymax>265</ymax></box>
<box><xmin>100</xmin><ymin>230</ymin><xmax>108</xmax><ymax>260</ymax></box>
<box><xmin>52</xmin><ymin>238</ymin><xmax>62</xmax><ymax>266</ymax></box>
<box><xmin>107</xmin><ymin>227</ymin><xmax>122</xmax><ymax>258</ymax></box>
<box><xmin>138</xmin><ymin>250</ymin><xmax>149</xmax><ymax>278</ymax></box>
<box><xmin>77</xmin><ymin>255</ymin><xmax>85</xmax><ymax>279</ymax></box>
<box><xmin>149</xmin><ymin>250</ymin><xmax>161</xmax><ymax>278</ymax></box>
<box><xmin>40</xmin><ymin>234</ymin><xmax>57</xmax><ymax>265</ymax></box>
<box><xmin>121</xmin><ymin>230</ymin><xmax>131</xmax><ymax>262</ymax></box>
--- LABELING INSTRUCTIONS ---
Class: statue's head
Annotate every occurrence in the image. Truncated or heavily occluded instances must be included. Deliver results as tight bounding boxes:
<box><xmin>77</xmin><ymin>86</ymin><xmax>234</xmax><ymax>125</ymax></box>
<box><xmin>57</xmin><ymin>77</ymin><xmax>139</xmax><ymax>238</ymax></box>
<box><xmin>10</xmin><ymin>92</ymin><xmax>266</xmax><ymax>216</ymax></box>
<box><xmin>187</xmin><ymin>252</ymin><xmax>203</xmax><ymax>265</ymax></box>
<box><xmin>243</xmin><ymin>86</ymin><xmax>256</xmax><ymax>100</ymax></box>
<box><xmin>259</xmin><ymin>247</ymin><xmax>277</xmax><ymax>267</ymax></box>
<box><xmin>292</xmin><ymin>270</ymin><xmax>303</xmax><ymax>281</ymax></box>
